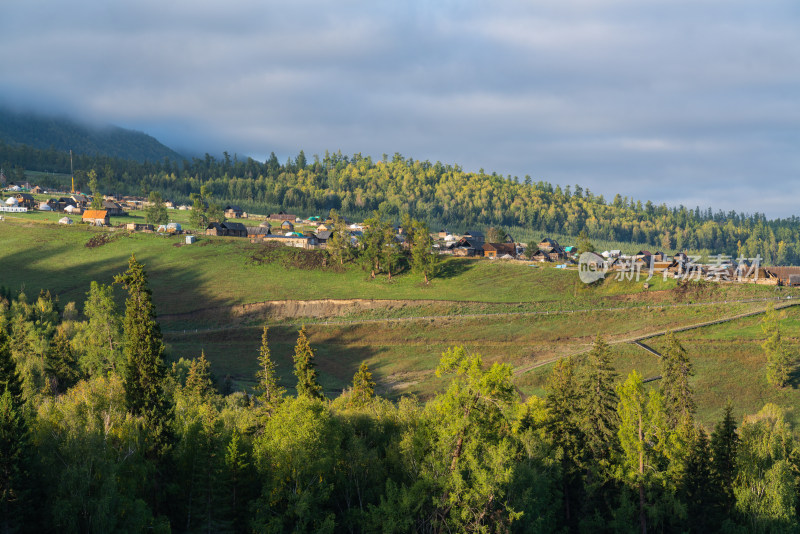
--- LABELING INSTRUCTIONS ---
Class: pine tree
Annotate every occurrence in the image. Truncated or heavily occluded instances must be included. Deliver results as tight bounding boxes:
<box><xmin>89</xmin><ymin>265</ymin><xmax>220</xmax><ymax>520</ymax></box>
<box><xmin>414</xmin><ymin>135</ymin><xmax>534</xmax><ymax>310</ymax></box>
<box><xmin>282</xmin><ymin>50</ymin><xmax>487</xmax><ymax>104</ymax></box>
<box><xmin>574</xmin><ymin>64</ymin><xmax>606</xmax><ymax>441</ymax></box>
<box><xmin>410</xmin><ymin>219</ymin><xmax>438</xmax><ymax>284</ymax></box>
<box><xmin>545</xmin><ymin>356</ymin><xmax>585</xmax><ymax>528</ymax></box>
<box><xmin>347</xmin><ymin>361</ymin><xmax>376</xmax><ymax>408</ymax></box>
<box><xmin>0</xmin><ymin>328</ymin><xmax>30</xmax><ymax>533</ymax></box>
<box><xmin>580</xmin><ymin>335</ymin><xmax>620</xmax><ymax>465</ymax></box>
<box><xmin>292</xmin><ymin>326</ymin><xmax>323</xmax><ymax>400</ymax></box>
<box><xmin>185</xmin><ymin>351</ymin><xmax>214</xmax><ymax>398</ymax></box>
<box><xmin>679</xmin><ymin>427</ymin><xmax>715</xmax><ymax>532</ymax></box>
<box><xmin>114</xmin><ymin>255</ymin><xmax>173</xmax><ymax>457</ymax></box>
<box><xmin>254</xmin><ymin>326</ymin><xmax>284</xmax><ymax>411</ymax></box>
<box><xmin>326</xmin><ymin>209</ymin><xmax>355</xmax><ymax>266</ymax></box>
<box><xmin>45</xmin><ymin>327</ymin><xmax>81</xmax><ymax>395</ymax></box>
<box><xmin>710</xmin><ymin>402</ymin><xmax>738</xmax><ymax>514</ymax></box>
<box><xmin>660</xmin><ymin>331</ymin><xmax>695</xmax><ymax>428</ymax></box>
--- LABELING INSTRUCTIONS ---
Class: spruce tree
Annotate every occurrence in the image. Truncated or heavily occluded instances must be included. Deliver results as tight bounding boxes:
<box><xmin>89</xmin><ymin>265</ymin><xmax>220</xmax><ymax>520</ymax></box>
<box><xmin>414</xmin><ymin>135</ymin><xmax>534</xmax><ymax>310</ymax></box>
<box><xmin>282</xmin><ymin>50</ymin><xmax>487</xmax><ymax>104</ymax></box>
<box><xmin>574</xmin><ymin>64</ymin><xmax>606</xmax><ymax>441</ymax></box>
<box><xmin>185</xmin><ymin>351</ymin><xmax>214</xmax><ymax>398</ymax></box>
<box><xmin>580</xmin><ymin>334</ymin><xmax>620</xmax><ymax>465</ymax></box>
<box><xmin>545</xmin><ymin>356</ymin><xmax>585</xmax><ymax>528</ymax></box>
<box><xmin>292</xmin><ymin>326</ymin><xmax>323</xmax><ymax>400</ymax></box>
<box><xmin>679</xmin><ymin>427</ymin><xmax>715</xmax><ymax>532</ymax></box>
<box><xmin>254</xmin><ymin>326</ymin><xmax>284</xmax><ymax>411</ymax></box>
<box><xmin>710</xmin><ymin>402</ymin><xmax>739</xmax><ymax>514</ymax></box>
<box><xmin>114</xmin><ymin>255</ymin><xmax>172</xmax><ymax>456</ymax></box>
<box><xmin>44</xmin><ymin>327</ymin><xmax>81</xmax><ymax>395</ymax></box>
<box><xmin>347</xmin><ymin>361</ymin><xmax>376</xmax><ymax>408</ymax></box>
<box><xmin>0</xmin><ymin>328</ymin><xmax>30</xmax><ymax>533</ymax></box>
<box><xmin>659</xmin><ymin>331</ymin><xmax>695</xmax><ymax>428</ymax></box>
<box><xmin>410</xmin><ymin>219</ymin><xmax>438</xmax><ymax>284</ymax></box>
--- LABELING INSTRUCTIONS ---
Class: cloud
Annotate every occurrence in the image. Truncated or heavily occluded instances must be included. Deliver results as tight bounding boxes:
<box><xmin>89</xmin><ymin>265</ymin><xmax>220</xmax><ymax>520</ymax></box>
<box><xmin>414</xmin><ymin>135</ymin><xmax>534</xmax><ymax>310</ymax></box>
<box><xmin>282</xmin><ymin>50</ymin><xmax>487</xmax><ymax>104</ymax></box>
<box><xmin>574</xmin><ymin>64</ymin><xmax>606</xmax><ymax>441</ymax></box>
<box><xmin>1</xmin><ymin>0</ymin><xmax>799</xmax><ymax>216</ymax></box>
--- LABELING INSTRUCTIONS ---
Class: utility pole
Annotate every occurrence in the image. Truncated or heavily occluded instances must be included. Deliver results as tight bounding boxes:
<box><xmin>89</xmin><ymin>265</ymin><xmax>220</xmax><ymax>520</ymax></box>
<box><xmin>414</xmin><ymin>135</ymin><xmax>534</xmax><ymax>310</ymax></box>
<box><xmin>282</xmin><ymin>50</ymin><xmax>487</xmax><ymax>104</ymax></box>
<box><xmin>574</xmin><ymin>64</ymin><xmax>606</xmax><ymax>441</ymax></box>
<box><xmin>70</xmin><ymin>150</ymin><xmax>75</xmax><ymax>193</ymax></box>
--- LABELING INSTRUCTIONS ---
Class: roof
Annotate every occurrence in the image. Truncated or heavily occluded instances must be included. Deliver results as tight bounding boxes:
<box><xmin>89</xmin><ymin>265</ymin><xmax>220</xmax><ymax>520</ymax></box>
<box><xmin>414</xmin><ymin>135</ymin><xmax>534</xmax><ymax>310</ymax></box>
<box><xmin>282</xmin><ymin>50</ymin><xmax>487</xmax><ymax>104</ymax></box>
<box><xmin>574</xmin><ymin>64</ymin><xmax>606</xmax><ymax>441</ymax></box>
<box><xmin>246</xmin><ymin>226</ymin><xmax>271</xmax><ymax>235</ymax></box>
<box><xmin>82</xmin><ymin>210</ymin><xmax>109</xmax><ymax>219</ymax></box>
<box><xmin>463</xmin><ymin>230</ymin><xmax>484</xmax><ymax>238</ymax></box>
<box><xmin>225</xmin><ymin>205</ymin><xmax>243</xmax><ymax>211</ymax></box>
<box><xmin>539</xmin><ymin>237</ymin><xmax>560</xmax><ymax>246</ymax></box>
<box><xmin>222</xmin><ymin>222</ymin><xmax>247</xmax><ymax>231</ymax></box>
<box><xmin>16</xmin><ymin>193</ymin><xmax>34</xmax><ymax>200</ymax></box>
<box><xmin>484</xmin><ymin>243</ymin><xmax>516</xmax><ymax>254</ymax></box>
<box><xmin>316</xmin><ymin>230</ymin><xmax>333</xmax><ymax>240</ymax></box>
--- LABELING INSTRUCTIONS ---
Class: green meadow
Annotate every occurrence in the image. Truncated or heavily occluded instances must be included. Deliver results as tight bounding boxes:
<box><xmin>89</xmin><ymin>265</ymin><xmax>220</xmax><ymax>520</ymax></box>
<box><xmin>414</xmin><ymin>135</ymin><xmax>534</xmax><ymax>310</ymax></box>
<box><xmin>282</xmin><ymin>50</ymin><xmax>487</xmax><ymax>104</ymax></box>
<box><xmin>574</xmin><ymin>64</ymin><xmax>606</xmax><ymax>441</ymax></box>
<box><xmin>2</xmin><ymin>216</ymin><xmax>799</xmax><ymax>427</ymax></box>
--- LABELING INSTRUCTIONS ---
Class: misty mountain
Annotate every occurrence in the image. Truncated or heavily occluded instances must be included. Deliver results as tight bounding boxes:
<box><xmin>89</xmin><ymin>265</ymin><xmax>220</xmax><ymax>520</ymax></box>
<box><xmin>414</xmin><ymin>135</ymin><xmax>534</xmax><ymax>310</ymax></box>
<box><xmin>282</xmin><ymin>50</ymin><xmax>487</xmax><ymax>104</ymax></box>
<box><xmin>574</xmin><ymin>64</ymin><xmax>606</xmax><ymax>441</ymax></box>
<box><xmin>0</xmin><ymin>108</ymin><xmax>184</xmax><ymax>163</ymax></box>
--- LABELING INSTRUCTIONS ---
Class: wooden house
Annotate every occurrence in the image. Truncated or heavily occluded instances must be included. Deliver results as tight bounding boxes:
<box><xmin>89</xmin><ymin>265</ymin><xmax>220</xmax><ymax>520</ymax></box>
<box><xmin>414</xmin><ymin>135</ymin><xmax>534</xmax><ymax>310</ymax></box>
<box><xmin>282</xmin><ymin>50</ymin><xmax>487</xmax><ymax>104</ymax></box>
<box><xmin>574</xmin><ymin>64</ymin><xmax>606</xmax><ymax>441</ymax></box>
<box><xmin>483</xmin><ymin>243</ymin><xmax>517</xmax><ymax>259</ymax></box>
<box><xmin>462</xmin><ymin>230</ymin><xmax>485</xmax><ymax>245</ymax></box>
<box><xmin>31</xmin><ymin>186</ymin><xmax>44</xmax><ymax>194</ymax></box>
<box><xmin>246</xmin><ymin>226</ymin><xmax>271</xmax><ymax>237</ymax></box>
<box><xmin>82</xmin><ymin>209</ymin><xmax>110</xmax><ymax>226</ymax></box>
<box><xmin>206</xmin><ymin>221</ymin><xmax>248</xmax><ymax>238</ymax></box>
<box><xmin>280</xmin><ymin>220</ymin><xmax>295</xmax><ymax>232</ymax></box>
<box><xmin>538</xmin><ymin>238</ymin><xmax>561</xmax><ymax>253</ymax></box>
<box><xmin>269</xmin><ymin>211</ymin><xmax>297</xmax><ymax>222</ymax></box>
<box><xmin>14</xmin><ymin>193</ymin><xmax>35</xmax><ymax>209</ymax></box>
<box><xmin>102</xmin><ymin>200</ymin><xmax>126</xmax><ymax>216</ymax></box>
<box><xmin>224</xmin><ymin>205</ymin><xmax>244</xmax><ymax>219</ymax></box>
<box><xmin>71</xmin><ymin>194</ymin><xmax>89</xmax><ymax>207</ymax></box>
<box><xmin>531</xmin><ymin>250</ymin><xmax>551</xmax><ymax>262</ymax></box>
<box><xmin>449</xmin><ymin>237</ymin><xmax>483</xmax><ymax>257</ymax></box>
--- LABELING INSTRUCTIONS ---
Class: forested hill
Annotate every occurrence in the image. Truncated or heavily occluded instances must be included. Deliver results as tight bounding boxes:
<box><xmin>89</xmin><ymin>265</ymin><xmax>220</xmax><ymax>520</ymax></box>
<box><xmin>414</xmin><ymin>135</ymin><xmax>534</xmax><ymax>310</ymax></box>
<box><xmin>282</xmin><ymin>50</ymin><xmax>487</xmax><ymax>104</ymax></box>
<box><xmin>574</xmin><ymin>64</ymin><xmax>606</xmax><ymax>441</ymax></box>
<box><xmin>0</xmin><ymin>108</ymin><xmax>183</xmax><ymax>162</ymax></box>
<box><xmin>5</xmin><ymin>141</ymin><xmax>800</xmax><ymax>264</ymax></box>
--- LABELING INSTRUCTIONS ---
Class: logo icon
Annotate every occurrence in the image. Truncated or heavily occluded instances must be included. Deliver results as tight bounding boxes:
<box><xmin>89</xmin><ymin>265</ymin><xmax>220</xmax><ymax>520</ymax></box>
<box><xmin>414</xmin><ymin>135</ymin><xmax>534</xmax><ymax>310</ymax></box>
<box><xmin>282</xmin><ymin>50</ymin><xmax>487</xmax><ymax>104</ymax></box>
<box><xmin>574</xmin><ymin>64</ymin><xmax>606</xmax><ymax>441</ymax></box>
<box><xmin>578</xmin><ymin>252</ymin><xmax>607</xmax><ymax>284</ymax></box>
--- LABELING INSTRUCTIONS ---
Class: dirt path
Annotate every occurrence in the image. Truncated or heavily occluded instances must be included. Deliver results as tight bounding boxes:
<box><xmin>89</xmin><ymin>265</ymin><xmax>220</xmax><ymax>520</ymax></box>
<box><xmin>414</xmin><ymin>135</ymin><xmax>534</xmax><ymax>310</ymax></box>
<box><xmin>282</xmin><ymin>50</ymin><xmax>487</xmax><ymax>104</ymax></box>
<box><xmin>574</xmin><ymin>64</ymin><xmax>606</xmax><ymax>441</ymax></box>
<box><xmin>161</xmin><ymin>295</ymin><xmax>795</xmax><ymax>335</ymax></box>
<box><xmin>512</xmin><ymin>299</ymin><xmax>800</xmax><ymax>375</ymax></box>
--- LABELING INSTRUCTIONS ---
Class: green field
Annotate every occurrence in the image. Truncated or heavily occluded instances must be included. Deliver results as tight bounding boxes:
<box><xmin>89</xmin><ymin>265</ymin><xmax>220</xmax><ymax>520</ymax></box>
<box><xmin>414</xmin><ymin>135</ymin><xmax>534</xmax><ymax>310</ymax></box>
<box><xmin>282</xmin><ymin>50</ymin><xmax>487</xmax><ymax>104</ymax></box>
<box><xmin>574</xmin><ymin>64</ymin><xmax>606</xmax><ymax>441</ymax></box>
<box><xmin>2</xmin><ymin>217</ymin><xmax>799</xmax><ymax>427</ymax></box>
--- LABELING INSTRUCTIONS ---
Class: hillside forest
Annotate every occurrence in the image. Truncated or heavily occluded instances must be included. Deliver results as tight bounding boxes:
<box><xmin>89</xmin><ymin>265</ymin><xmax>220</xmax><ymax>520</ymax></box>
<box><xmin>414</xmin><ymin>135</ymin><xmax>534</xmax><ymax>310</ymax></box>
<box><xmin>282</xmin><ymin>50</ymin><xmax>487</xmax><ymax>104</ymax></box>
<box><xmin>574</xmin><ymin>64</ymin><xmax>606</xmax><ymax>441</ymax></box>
<box><xmin>3</xmin><ymin>141</ymin><xmax>800</xmax><ymax>265</ymax></box>
<box><xmin>0</xmin><ymin>257</ymin><xmax>798</xmax><ymax>533</ymax></box>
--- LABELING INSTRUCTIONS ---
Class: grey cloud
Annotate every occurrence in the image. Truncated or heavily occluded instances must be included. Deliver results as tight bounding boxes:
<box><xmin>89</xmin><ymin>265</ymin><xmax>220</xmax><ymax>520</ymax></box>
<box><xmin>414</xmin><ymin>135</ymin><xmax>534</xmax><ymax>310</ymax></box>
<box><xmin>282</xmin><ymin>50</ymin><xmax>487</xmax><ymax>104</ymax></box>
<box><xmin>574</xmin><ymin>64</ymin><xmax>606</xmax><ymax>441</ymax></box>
<box><xmin>2</xmin><ymin>0</ymin><xmax>799</xmax><ymax>216</ymax></box>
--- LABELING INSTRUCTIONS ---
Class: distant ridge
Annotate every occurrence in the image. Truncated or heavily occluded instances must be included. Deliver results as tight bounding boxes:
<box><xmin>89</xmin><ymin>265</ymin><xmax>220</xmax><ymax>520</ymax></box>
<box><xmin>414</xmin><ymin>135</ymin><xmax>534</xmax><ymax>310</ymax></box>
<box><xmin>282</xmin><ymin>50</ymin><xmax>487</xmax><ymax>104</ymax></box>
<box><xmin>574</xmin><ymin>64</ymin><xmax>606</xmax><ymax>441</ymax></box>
<box><xmin>0</xmin><ymin>108</ymin><xmax>184</xmax><ymax>162</ymax></box>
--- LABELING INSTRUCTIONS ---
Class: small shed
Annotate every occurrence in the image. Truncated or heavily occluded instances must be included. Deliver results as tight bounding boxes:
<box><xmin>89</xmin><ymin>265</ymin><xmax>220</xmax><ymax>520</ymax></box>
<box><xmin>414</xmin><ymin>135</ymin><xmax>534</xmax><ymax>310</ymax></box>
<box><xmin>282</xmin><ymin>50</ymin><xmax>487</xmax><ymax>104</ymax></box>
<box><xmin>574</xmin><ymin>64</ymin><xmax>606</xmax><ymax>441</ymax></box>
<box><xmin>280</xmin><ymin>220</ymin><xmax>295</xmax><ymax>231</ymax></box>
<box><xmin>82</xmin><ymin>209</ymin><xmax>110</xmax><ymax>226</ymax></box>
<box><xmin>224</xmin><ymin>205</ymin><xmax>244</xmax><ymax>219</ymax></box>
<box><xmin>185</xmin><ymin>235</ymin><xmax>196</xmax><ymax>244</ymax></box>
<box><xmin>102</xmin><ymin>200</ymin><xmax>126</xmax><ymax>216</ymax></box>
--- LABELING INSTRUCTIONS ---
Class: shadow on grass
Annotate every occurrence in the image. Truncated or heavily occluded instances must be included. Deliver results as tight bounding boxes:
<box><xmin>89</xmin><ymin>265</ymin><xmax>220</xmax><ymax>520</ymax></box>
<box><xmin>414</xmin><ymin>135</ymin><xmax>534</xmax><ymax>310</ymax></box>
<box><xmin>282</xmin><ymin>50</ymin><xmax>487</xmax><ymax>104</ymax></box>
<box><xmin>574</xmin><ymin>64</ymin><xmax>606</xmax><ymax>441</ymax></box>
<box><xmin>436</xmin><ymin>257</ymin><xmax>477</xmax><ymax>279</ymax></box>
<box><xmin>787</xmin><ymin>362</ymin><xmax>800</xmax><ymax>389</ymax></box>
<box><xmin>164</xmin><ymin>323</ymin><xmax>389</xmax><ymax>400</ymax></box>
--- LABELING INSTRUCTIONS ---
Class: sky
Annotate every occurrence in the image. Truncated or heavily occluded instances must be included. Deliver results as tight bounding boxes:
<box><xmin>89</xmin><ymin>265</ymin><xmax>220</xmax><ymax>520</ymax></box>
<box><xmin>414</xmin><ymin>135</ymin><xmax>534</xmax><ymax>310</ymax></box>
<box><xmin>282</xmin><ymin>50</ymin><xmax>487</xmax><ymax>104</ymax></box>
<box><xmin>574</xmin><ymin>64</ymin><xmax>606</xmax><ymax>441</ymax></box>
<box><xmin>2</xmin><ymin>0</ymin><xmax>799</xmax><ymax>217</ymax></box>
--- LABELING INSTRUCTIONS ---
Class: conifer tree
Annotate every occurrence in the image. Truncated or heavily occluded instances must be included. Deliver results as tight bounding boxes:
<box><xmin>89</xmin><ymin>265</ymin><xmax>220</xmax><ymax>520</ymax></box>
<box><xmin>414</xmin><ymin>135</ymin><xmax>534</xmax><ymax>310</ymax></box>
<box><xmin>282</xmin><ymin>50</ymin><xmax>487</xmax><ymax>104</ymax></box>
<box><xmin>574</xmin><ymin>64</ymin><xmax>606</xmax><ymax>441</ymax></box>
<box><xmin>660</xmin><ymin>331</ymin><xmax>695</xmax><ymax>428</ymax></box>
<box><xmin>347</xmin><ymin>361</ymin><xmax>376</xmax><ymax>408</ymax></box>
<box><xmin>292</xmin><ymin>326</ymin><xmax>323</xmax><ymax>400</ymax></box>
<box><xmin>114</xmin><ymin>255</ymin><xmax>172</xmax><ymax>456</ymax></box>
<box><xmin>679</xmin><ymin>427</ymin><xmax>715</xmax><ymax>531</ymax></box>
<box><xmin>580</xmin><ymin>334</ymin><xmax>620</xmax><ymax>465</ymax></box>
<box><xmin>45</xmin><ymin>327</ymin><xmax>81</xmax><ymax>395</ymax></box>
<box><xmin>545</xmin><ymin>356</ymin><xmax>585</xmax><ymax>528</ymax></box>
<box><xmin>410</xmin><ymin>219</ymin><xmax>438</xmax><ymax>284</ymax></box>
<box><xmin>254</xmin><ymin>326</ymin><xmax>284</xmax><ymax>410</ymax></box>
<box><xmin>185</xmin><ymin>351</ymin><xmax>214</xmax><ymax>398</ymax></box>
<box><xmin>710</xmin><ymin>402</ymin><xmax>739</xmax><ymax>514</ymax></box>
<box><xmin>326</xmin><ymin>209</ymin><xmax>355</xmax><ymax>266</ymax></box>
<box><xmin>0</xmin><ymin>328</ymin><xmax>30</xmax><ymax>533</ymax></box>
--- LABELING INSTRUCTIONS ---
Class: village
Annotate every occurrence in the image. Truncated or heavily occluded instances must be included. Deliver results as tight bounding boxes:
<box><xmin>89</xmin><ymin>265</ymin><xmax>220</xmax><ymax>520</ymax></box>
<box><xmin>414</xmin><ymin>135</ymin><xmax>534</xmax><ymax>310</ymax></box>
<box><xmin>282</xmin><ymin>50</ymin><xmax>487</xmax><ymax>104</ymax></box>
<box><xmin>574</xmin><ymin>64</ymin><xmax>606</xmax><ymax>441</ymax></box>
<box><xmin>4</xmin><ymin>180</ymin><xmax>800</xmax><ymax>286</ymax></box>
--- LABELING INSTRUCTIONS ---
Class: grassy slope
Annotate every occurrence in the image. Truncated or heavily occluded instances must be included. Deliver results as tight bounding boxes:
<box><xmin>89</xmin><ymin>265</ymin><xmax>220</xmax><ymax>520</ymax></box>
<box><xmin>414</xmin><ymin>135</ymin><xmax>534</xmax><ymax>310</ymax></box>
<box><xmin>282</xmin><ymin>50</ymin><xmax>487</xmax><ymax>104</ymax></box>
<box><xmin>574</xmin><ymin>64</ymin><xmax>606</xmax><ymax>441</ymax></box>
<box><xmin>2</xmin><ymin>216</ymin><xmax>799</xmax><ymax>427</ymax></box>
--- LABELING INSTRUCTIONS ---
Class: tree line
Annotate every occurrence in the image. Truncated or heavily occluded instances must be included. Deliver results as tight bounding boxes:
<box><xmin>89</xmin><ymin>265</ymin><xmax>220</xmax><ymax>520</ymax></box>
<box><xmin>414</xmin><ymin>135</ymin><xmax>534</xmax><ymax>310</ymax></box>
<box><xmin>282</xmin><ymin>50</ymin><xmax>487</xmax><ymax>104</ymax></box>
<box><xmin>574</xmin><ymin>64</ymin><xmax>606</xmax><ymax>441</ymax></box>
<box><xmin>3</xmin><ymin>141</ymin><xmax>800</xmax><ymax>264</ymax></box>
<box><xmin>0</xmin><ymin>261</ymin><xmax>798</xmax><ymax>532</ymax></box>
